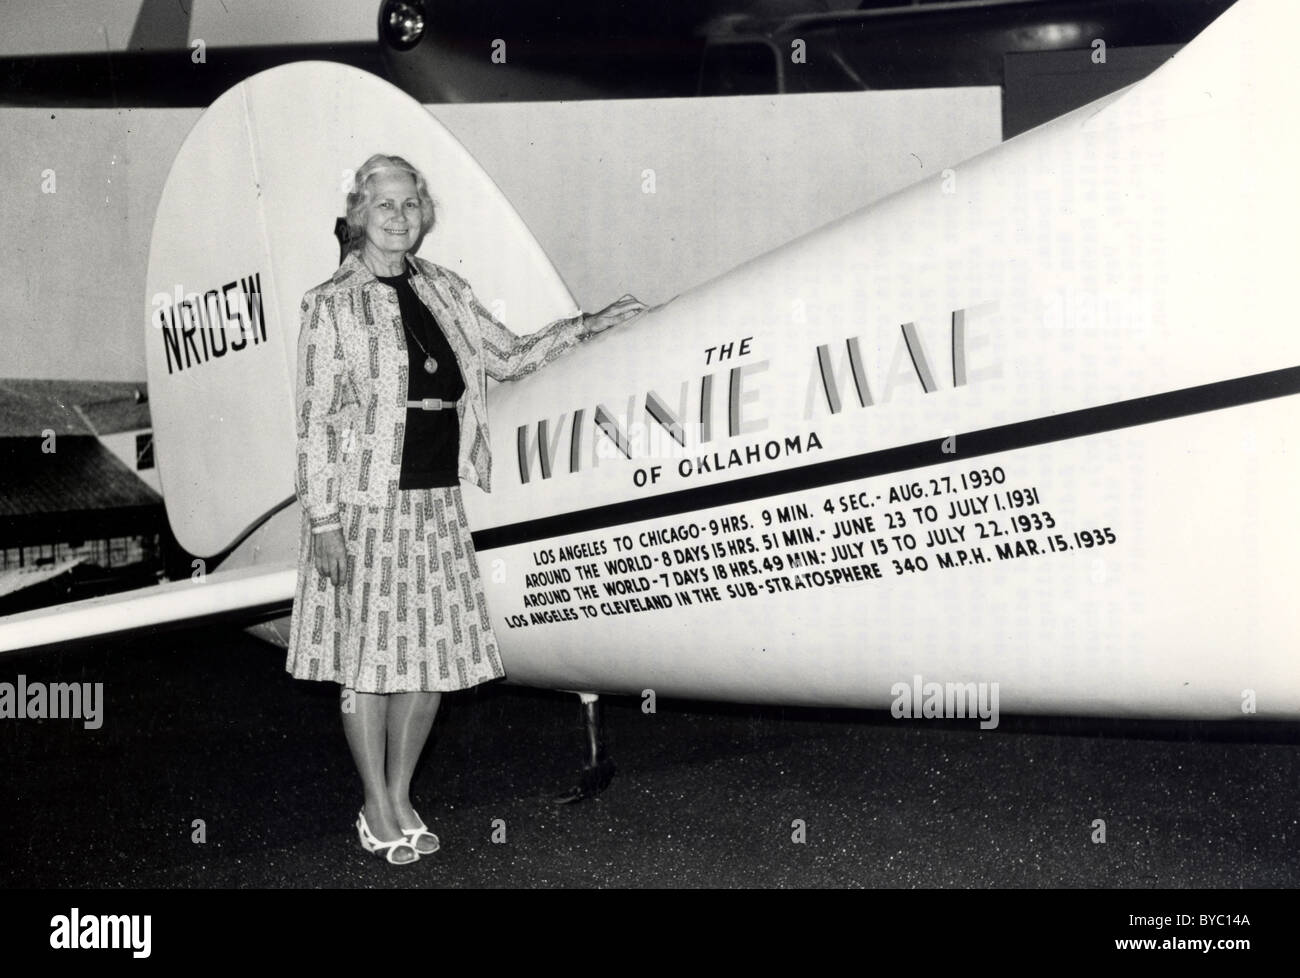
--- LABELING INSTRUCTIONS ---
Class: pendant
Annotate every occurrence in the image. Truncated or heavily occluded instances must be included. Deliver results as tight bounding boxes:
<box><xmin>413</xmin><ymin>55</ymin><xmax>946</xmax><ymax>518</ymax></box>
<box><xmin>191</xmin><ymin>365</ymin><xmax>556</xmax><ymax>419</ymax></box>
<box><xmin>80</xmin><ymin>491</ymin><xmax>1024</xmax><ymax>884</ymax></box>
<box><xmin>424</xmin><ymin>356</ymin><xmax>438</xmax><ymax>374</ymax></box>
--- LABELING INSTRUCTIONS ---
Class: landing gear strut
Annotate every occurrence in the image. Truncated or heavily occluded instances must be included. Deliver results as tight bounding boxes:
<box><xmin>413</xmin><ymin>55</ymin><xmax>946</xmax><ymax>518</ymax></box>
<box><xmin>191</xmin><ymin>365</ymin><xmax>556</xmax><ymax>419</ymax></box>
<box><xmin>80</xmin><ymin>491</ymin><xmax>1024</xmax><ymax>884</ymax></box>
<box><xmin>552</xmin><ymin>692</ymin><xmax>616</xmax><ymax>804</ymax></box>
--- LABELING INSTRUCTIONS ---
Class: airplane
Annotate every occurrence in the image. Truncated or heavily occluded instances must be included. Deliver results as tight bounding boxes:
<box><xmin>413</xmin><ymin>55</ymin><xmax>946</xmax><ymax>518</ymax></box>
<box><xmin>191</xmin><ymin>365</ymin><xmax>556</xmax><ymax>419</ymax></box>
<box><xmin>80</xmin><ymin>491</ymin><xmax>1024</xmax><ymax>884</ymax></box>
<box><xmin>1</xmin><ymin>0</ymin><xmax>1296</xmax><ymax>803</ymax></box>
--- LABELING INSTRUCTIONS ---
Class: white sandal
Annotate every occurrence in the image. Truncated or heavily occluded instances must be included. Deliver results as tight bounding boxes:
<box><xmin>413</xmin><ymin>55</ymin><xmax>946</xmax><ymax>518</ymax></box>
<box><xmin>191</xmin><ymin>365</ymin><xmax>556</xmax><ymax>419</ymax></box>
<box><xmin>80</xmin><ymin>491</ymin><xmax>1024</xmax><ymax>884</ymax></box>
<box><xmin>357</xmin><ymin>810</ymin><xmax>420</xmax><ymax>865</ymax></box>
<box><xmin>400</xmin><ymin>810</ymin><xmax>441</xmax><ymax>855</ymax></box>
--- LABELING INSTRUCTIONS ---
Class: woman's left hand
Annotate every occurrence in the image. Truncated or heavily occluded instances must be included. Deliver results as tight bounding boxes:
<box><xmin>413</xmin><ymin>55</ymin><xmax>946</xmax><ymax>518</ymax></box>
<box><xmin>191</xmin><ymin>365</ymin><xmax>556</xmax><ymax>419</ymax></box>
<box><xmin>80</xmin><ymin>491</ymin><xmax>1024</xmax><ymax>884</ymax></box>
<box><xmin>583</xmin><ymin>294</ymin><xmax>648</xmax><ymax>336</ymax></box>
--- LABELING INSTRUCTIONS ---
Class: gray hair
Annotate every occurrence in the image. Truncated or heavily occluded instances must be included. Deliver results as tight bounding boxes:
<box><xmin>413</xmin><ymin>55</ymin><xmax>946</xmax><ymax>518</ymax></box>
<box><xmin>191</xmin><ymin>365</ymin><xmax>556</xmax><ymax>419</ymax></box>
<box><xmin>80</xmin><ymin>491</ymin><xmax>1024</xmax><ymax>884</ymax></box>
<box><xmin>343</xmin><ymin>154</ymin><xmax>437</xmax><ymax>253</ymax></box>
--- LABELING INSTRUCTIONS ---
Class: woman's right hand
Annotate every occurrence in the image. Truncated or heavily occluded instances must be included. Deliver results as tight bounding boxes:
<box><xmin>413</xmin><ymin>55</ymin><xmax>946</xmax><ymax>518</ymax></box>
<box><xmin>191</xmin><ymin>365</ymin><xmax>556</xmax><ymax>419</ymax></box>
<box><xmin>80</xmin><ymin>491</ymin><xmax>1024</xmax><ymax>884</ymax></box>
<box><xmin>582</xmin><ymin>294</ymin><xmax>648</xmax><ymax>335</ymax></box>
<box><xmin>312</xmin><ymin>529</ymin><xmax>348</xmax><ymax>587</ymax></box>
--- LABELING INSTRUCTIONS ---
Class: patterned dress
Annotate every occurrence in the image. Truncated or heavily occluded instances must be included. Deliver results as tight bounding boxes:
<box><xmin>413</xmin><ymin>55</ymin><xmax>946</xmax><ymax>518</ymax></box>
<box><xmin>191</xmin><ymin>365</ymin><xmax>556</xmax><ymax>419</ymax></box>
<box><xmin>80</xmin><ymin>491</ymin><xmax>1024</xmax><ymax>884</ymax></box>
<box><xmin>286</xmin><ymin>265</ymin><xmax>505</xmax><ymax>693</ymax></box>
<box><xmin>287</xmin><ymin>485</ymin><xmax>504</xmax><ymax>693</ymax></box>
<box><xmin>285</xmin><ymin>251</ymin><xmax>592</xmax><ymax>693</ymax></box>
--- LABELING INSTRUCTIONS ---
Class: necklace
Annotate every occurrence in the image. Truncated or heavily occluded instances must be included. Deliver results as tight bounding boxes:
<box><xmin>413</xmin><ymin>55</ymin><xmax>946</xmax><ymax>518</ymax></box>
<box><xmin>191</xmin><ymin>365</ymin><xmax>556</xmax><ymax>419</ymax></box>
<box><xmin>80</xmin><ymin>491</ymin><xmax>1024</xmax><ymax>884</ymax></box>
<box><xmin>368</xmin><ymin>256</ymin><xmax>439</xmax><ymax>374</ymax></box>
<box><xmin>402</xmin><ymin>318</ymin><xmax>439</xmax><ymax>375</ymax></box>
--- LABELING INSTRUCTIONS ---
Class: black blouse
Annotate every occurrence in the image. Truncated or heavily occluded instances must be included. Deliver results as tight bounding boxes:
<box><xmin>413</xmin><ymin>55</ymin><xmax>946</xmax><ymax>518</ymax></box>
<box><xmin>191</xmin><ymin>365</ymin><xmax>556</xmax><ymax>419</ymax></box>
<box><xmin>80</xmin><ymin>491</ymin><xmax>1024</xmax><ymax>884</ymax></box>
<box><xmin>375</xmin><ymin>266</ymin><xmax>466</xmax><ymax>489</ymax></box>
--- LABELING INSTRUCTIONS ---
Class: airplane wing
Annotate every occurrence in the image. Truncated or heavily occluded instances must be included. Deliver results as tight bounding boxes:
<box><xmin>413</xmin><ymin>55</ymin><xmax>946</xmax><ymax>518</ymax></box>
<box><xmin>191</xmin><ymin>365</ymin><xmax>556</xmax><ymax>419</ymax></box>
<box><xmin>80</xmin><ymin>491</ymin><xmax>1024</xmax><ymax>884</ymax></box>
<box><xmin>0</xmin><ymin>563</ymin><xmax>296</xmax><ymax>654</ymax></box>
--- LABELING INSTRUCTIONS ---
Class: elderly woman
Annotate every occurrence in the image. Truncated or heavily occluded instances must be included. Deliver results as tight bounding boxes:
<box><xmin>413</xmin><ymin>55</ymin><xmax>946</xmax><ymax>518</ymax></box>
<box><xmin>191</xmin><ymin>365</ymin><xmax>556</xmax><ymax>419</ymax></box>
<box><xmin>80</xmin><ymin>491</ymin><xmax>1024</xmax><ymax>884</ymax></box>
<box><xmin>286</xmin><ymin>153</ymin><xmax>645</xmax><ymax>864</ymax></box>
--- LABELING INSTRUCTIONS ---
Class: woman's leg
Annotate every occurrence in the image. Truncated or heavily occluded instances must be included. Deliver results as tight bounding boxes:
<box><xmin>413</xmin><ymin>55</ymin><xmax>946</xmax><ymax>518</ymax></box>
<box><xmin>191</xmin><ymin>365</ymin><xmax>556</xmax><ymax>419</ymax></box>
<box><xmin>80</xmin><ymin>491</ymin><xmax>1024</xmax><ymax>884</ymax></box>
<box><xmin>341</xmin><ymin>688</ymin><xmax>414</xmax><ymax>859</ymax></box>
<box><xmin>386</xmin><ymin>691</ymin><xmax>442</xmax><ymax>845</ymax></box>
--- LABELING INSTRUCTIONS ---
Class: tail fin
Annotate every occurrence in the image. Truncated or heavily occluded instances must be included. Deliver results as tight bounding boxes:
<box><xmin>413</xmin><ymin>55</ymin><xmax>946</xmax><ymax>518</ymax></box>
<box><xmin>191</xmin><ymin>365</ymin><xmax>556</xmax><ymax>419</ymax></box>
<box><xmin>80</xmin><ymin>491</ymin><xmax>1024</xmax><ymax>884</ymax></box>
<box><xmin>144</xmin><ymin>61</ymin><xmax>578</xmax><ymax>559</ymax></box>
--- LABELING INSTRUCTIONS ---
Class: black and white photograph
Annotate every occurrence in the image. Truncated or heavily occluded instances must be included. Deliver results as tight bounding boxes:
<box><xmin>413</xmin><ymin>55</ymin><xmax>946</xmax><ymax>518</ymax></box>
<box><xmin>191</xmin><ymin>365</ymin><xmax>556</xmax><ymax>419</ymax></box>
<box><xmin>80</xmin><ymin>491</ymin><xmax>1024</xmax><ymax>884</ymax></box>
<box><xmin>0</xmin><ymin>0</ymin><xmax>1294</xmax><ymax>956</ymax></box>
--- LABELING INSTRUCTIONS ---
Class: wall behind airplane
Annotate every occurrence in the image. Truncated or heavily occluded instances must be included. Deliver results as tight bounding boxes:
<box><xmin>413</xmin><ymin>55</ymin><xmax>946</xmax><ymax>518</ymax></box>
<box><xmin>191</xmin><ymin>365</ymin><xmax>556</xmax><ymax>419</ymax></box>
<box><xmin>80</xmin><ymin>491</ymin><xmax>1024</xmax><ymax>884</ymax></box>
<box><xmin>0</xmin><ymin>89</ymin><xmax>999</xmax><ymax>381</ymax></box>
<box><xmin>0</xmin><ymin>0</ymin><xmax>375</xmax><ymax>54</ymax></box>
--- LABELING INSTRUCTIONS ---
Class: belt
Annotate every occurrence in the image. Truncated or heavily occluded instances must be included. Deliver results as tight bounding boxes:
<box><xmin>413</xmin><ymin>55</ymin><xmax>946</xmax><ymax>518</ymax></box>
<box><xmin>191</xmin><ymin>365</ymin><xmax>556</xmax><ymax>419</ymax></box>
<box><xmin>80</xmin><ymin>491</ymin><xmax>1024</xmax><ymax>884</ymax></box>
<box><xmin>406</xmin><ymin>397</ymin><xmax>460</xmax><ymax>411</ymax></box>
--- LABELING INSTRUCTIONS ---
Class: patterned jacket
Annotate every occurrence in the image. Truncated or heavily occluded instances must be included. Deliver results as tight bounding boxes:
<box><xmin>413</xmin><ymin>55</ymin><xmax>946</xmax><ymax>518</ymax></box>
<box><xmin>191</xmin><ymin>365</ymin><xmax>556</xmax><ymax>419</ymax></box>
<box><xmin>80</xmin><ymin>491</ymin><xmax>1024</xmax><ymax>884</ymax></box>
<box><xmin>295</xmin><ymin>249</ymin><xmax>589</xmax><ymax>535</ymax></box>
